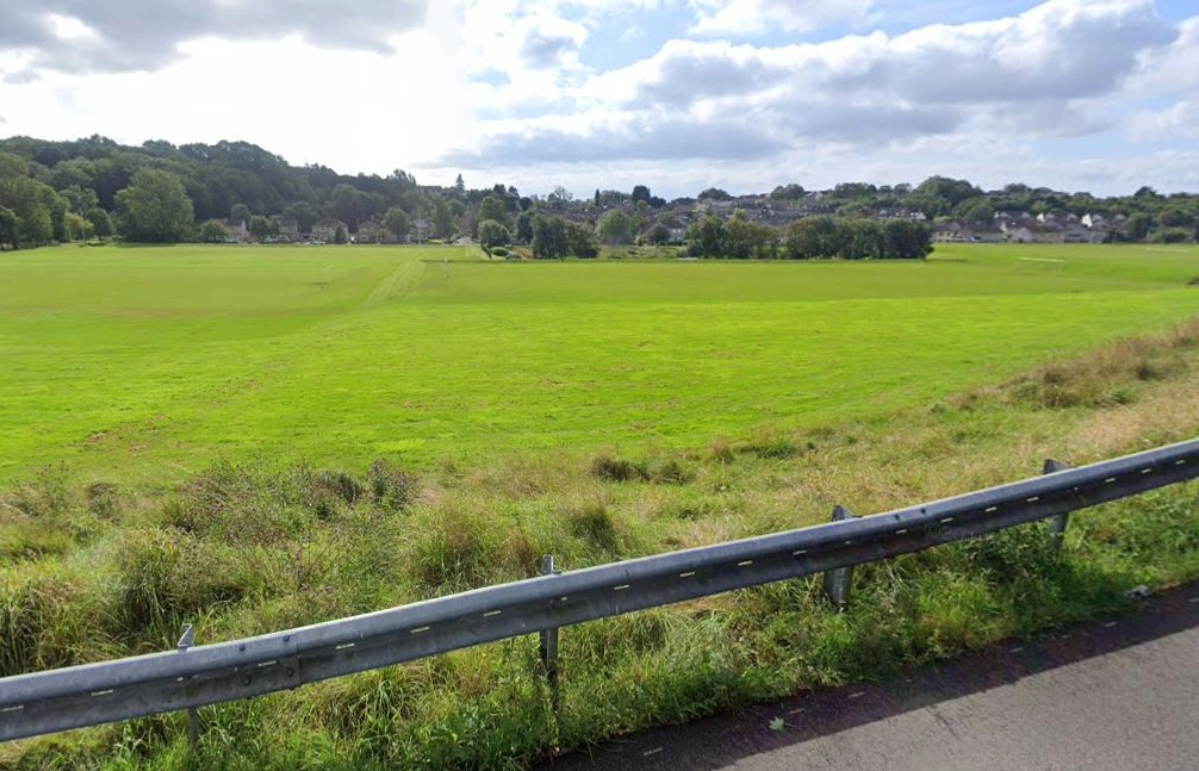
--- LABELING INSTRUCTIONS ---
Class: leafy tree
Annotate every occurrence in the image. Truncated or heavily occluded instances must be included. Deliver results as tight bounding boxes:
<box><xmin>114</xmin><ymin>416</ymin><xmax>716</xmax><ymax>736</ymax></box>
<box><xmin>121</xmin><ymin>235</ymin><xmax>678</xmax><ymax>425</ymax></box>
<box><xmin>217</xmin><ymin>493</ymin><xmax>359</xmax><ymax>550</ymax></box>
<box><xmin>200</xmin><ymin>219</ymin><xmax>231</xmax><ymax>243</ymax></box>
<box><xmin>697</xmin><ymin>187</ymin><xmax>731</xmax><ymax>201</ymax></box>
<box><xmin>883</xmin><ymin>220</ymin><xmax>933</xmax><ymax>259</ymax></box>
<box><xmin>59</xmin><ymin>184</ymin><xmax>99</xmax><ymax>214</ymax></box>
<box><xmin>532</xmin><ymin>215</ymin><xmax>569</xmax><ymax>259</ymax></box>
<box><xmin>333</xmin><ymin>225</ymin><xmax>348</xmax><ymax>245</ymax></box>
<box><xmin>476</xmin><ymin>219</ymin><xmax>511</xmax><ymax>251</ymax></box>
<box><xmin>784</xmin><ymin>216</ymin><xmax>840</xmax><ymax>259</ymax></box>
<box><xmin>770</xmin><ymin>183</ymin><xmax>806</xmax><ymax>201</ymax></box>
<box><xmin>954</xmin><ymin>197</ymin><xmax>995</xmax><ymax>225</ymax></box>
<box><xmin>687</xmin><ymin>215</ymin><xmax>727</xmax><ymax>257</ymax></box>
<box><xmin>230</xmin><ymin>203</ymin><xmax>251</xmax><ymax>225</ymax></box>
<box><xmin>596</xmin><ymin>209</ymin><xmax>637</xmax><ymax>245</ymax></box>
<box><xmin>0</xmin><ymin>205</ymin><xmax>19</xmax><ymax>248</ymax></box>
<box><xmin>846</xmin><ymin>219</ymin><xmax>885</xmax><ymax>260</ymax></box>
<box><xmin>565</xmin><ymin>220</ymin><xmax>599</xmax><ymax>258</ymax></box>
<box><xmin>915</xmin><ymin>176</ymin><xmax>983</xmax><ymax>209</ymax></box>
<box><xmin>1122</xmin><ymin>212</ymin><xmax>1153</xmax><ymax>242</ymax></box>
<box><xmin>115</xmin><ymin>167</ymin><xmax>194</xmax><ymax>242</ymax></box>
<box><xmin>86</xmin><ymin>208</ymin><xmax>114</xmax><ymax>238</ymax></box>
<box><xmin>630</xmin><ymin>184</ymin><xmax>665</xmax><ymax>207</ymax></box>
<box><xmin>248</xmin><ymin>214</ymin><xmax>274</xmax><ymax>241</ymax></box>
<box><xmin>431</xmin><ymin>197</ymin><xmax>456</xmax><ymax>240</ymax></box>
<box><xmin>328</xmin><ymin>184</ymin><xmax>383</xmax><ymax>231</ymax></box>
<box><xmin>514</xmin><ymin>210</ymin><xmax>534</xmax><ymax>243</ymax></box>
<box><xmin>723</xmin><ymin>210</ymin><xmax>757</xmax><ymax>259</ymax></box>
<box><xmin>478</xmin><ymin>196</ymin><xmax>509</xmax><ymax>229</ymax></box>
<box><xmin>284</xmin><ymin>201</ymin><xmax>317</xmax><ymax>234</ymax></box>
<box><xmin>641</xmin><ymin>222</ymin><xmax>671</xmax><ymax>246</ymax></box>
<box><xmin>382</xmin><ymin>207</ymin><xmax>412</xmax><ymax>241</ymax></box>
<box><xmin>1158</xmin><ymin>208</ymin><xmax>1194</xmax><ymax>228</ymax></box>
<box><xmin>63</xmin><ymin>211</ymin><xmax>93</xmax><ymax>241</ymax></box>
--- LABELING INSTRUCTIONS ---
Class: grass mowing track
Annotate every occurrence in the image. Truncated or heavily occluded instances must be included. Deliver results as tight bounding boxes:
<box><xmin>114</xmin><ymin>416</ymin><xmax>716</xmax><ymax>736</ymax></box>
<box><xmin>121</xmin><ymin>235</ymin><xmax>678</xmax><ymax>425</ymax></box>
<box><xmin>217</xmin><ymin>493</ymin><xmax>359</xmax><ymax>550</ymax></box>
<box><xmin>2</xmin><ymin>242</ymin><xmax>1199</xmax><ymax>769</ymax></box>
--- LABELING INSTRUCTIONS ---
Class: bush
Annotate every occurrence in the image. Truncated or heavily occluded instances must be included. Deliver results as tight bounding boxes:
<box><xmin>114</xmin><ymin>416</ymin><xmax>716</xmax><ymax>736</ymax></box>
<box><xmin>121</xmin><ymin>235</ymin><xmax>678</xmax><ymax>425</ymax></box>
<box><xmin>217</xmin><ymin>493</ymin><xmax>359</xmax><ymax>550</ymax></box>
<box><xmin>590</xmin><ymin>454</ymin><xmax>649</xmax><ymax>482</ymax></box>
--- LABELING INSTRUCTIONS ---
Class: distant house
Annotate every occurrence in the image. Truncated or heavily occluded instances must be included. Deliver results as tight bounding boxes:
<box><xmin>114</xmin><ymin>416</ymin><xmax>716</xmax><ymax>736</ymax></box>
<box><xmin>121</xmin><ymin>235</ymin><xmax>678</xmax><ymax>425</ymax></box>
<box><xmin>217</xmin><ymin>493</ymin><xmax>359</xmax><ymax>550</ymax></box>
<box><xmin>410</xmin><ymin>218</ymin><xmax>431</xmax><ymax>243</ymax></box>
<box><xmin>1062</xmin><ymin>224</ymin><xmax>1107</xmax><ymax>244</ymax></box>
<box><xmin>219</xmin><ymin>218</ymin><xmax>249</xmax><ymax>243</ymax></box>
<box><xmin>277</xmin><ymin>218</ymin><xmax>301</xmax><ymax>242</ymax></box>
<box><xmin>310</xmin><ymin>219</ymin><xmax>348</xmax><ymax>243</ymax></box>
<box><xmin>356</xmin><ymin>219</ymin><xmax>383</xmax><ymax>244</ymax></box>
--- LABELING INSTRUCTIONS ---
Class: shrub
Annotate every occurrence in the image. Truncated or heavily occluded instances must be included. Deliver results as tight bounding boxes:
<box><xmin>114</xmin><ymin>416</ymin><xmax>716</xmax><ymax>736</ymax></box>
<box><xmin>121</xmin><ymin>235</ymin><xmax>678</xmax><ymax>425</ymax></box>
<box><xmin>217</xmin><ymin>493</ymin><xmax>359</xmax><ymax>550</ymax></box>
<box><xmin>590</xmin><ymin>454</ymin><xmax>649</xmax><ymax>482</ymax></box>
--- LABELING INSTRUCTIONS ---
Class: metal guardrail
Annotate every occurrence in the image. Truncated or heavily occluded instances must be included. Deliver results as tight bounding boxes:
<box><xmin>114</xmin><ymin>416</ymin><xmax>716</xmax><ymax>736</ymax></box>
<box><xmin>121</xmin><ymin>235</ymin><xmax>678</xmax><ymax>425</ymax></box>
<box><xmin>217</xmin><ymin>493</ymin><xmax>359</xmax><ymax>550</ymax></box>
<box><xmin>3</xmin><ymin>437</ymin><xmax>1199</xmax><ymax>743</ymax></box>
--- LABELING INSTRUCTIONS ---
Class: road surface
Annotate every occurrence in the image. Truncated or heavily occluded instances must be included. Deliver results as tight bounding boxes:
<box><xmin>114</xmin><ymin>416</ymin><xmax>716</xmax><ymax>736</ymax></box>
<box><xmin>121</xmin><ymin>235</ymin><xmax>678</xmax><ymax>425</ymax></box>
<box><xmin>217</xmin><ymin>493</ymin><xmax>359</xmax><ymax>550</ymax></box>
<box><xmin>549</xmin><ymin>583</ymin><xmax>1199</xmax><ymax>770</ymax></box>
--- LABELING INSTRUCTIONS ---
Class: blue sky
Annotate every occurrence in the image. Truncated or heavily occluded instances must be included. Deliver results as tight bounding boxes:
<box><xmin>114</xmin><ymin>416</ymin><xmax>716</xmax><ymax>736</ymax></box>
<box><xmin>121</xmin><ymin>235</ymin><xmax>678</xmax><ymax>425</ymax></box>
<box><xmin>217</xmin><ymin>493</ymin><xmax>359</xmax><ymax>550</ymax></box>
<box><xmin>0</xmin><ymin>0</ymin><xmax>1197</xmax><ymax>198</ymax></box>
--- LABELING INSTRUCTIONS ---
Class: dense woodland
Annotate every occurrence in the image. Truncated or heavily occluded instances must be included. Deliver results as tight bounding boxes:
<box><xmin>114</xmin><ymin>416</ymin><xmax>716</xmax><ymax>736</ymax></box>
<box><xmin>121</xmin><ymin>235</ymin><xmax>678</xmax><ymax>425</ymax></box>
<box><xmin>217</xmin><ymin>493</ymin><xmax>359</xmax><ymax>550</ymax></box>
<box><xmin>0</xmin><ymin>134</ymin><xmax>1196</xmax><ymax>258</ymax></box>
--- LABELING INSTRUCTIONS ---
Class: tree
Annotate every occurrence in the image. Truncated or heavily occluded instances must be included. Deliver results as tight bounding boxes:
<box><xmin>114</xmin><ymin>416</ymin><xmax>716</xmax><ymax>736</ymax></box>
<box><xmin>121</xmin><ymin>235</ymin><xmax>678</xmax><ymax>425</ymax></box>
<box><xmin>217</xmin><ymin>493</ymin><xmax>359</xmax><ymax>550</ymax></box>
<box><xmin>785</xmin><ymin>216</ymin><xmax>840</xmax><ymax>259</ymax></box>
<box><xmin>954</xmin><ymin>197</ymin><xmax>995</xmax><ymax>226</ymax></box>
<box><xmin>770</xmin><ymin>183</ymin><xmax>806</xmax><ymax>201</ymax></box>
<box><xmin>641</xmin><ymin>222</ymin><xmax>671</xmax><ymax>246</ymax></box>
<box><xmin>431</xmin><ymin>197</ymin><xmax>456</xmax><ymax>240</ymax></box>
<box><xmin>514</xmin><ymin>210</ymin><xmax>534</xmax><ymax>243</ymax></box>
<box><xmin>115</xmin><ymin>167</ymin><xmax>195</xmax><ymax>242</ymax></box>
<box><xmin>476</xmin><ymin>219</ymin><xmax>511</xmax><ymax>251</ymax></box>
<box><xmin>86</xmin><ymin>208</ymin><xmax>114</xmax><ymax>238</ymax></box>
<box><xmin>230</xmin><ymin>203</ymin><xmax>251</xmax><ymax>225</ymax></box>
<box><xmin>284</xmin><ymin>201</ymin><xmax>318</xmax><ymax>235</ymax></box>
<box><xmin>327</xmin><ymin>184</ymin><xmax>383</xmax><ymax>231</ymax></box>
<box><xmin>1158</xmin><ymin>208</ymin><xmax>1194</xmax><ymax>228</ymax></box>
<box><xmin>697</xmin><ymin>187</ymin><xmax>731</xmax><ymax>201</ymax></box>
<box><xmin>200</xmin><ymin>220</ymin><xmax>231</xmax><ymax>243</ymax></box>
<box><xmin>248</xmin><ymin>214</ymin><xmax>274</xmax><ymax>241</ymax></box>
<box><xmin>333</xmin><ymin>225</ymin><xmax>348</xmax><ymax>244</ymax></box>
<box><xmin>454</xmin><ymin>173</ymin><xmax>465</xmax><ymax>193</ymax></box>
<box><xmin>382</xmin><ymin>207</ymin><xmax>412</xmax><ymax>241</ymax></box>
<box><xmin>1123</xmin><ymin>212</ymin><xmax>1153</xmax><ymax>242</ymax></box>
<box><xmin>0</xmin><ymin>205</ymin><xmax>19</xmax><ymax>249</ymax></box>
<box><xmin>565</xmin><ymin>220</ymin><xmax>599</xmax><ymax>258</ymax></box>
<box><xmin>882</xmin><ymin>220</ymin><xmax>933</xmax><ymax>259</ymax></box>
<box><xmin>532</xmin><ymin>215</ymin><xmax>569</xmax><ymax>259</ymax></box>
<box><xmin>724</xmin><ymin>210</ymin><xmax>756</xmax><ymax>259</ymax></box>
<box><xmin>596</xmin><ymin>209</ymin><xmax>636</xmax><ymax>245</ymax></box>
<box><xmin>687</xmin><ymin>215</ymin><xmax>727</xmax><ymax>257</ymax></box>
<box><xmin>59</xmin><ymin>184</ymin><xmax>99</xmax><ymax>215</ymax></box>
<box><xmin>478</xmin><ymin>196</ymin><xmax>509</xmax><ymax>229</ymax></box>
<box><xmin>63</xmin><ymin>211</ymin><xmax>94</xmax><ymax>241</ymax></box>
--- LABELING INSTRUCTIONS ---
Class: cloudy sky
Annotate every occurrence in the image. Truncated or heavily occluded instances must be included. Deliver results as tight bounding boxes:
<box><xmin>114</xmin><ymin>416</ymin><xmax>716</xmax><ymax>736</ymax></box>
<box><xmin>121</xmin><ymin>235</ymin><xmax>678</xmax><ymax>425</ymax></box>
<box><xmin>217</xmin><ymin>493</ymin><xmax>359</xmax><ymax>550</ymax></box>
<box><xmin>0</xmin><ymin>0</ymin><xmax>1196</xmax><ymax>198</ymax></box>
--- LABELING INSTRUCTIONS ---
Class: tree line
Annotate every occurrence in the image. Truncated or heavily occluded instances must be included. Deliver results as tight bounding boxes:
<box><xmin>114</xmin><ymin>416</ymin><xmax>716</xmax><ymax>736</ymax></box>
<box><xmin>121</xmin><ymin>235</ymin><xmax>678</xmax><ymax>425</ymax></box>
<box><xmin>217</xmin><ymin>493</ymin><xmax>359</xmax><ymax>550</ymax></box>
<box><xmin>1</xmin><ymin>133</ymin><xmax>1196</xmax><ymax>251</ymax></box>
<box><xmin>682</xmin><ymin>212</ymin><xmax>932</xmax><ymax>260</ymax></box>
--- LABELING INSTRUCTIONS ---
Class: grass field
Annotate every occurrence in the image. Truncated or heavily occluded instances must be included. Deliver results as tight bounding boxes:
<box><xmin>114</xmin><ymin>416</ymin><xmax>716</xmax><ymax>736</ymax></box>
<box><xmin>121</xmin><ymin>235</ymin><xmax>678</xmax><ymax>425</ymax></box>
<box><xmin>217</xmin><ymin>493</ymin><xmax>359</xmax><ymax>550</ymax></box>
<box><xmin>1</xmin><ymin>242</ymin><xmax>1197</xmax><ymax>485</ymax></box>
<box><xmin>4</xmin><ymin>242</ymin><xmax>1199</xmax><ymax>770</ymax></box>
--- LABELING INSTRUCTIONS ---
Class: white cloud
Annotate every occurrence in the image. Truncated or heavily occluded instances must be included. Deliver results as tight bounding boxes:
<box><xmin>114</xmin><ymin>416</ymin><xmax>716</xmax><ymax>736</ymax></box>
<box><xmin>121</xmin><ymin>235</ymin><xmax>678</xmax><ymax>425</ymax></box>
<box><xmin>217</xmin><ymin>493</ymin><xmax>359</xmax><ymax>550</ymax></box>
<box><xmin>1131</xmin><ymin>99</ymin><xmax>1199</xmax><ymax>141</ymax></box>
<box><xmin>689</xmin><ymin>0</ymin><xmax>877</xmax><ymax>37</ymax></box>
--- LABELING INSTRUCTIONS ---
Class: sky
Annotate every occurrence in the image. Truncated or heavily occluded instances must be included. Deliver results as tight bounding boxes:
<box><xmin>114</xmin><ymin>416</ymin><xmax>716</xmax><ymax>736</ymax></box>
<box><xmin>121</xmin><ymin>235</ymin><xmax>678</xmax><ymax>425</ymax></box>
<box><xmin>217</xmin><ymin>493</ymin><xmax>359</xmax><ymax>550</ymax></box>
<box><xmin>0</xmin><ymin>0</ymin><xmax>1196</xmax><ymax>199</ymax></box>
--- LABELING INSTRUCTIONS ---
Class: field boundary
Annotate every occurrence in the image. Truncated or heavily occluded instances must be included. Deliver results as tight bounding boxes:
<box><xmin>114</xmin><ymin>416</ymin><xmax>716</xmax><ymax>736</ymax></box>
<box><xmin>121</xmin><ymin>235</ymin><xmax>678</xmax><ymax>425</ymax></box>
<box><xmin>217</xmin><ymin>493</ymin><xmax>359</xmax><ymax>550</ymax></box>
<box><xmin>2</xmin><ymin>437</ymin><xmax>1198</xmax><ymax>744</ymax></box>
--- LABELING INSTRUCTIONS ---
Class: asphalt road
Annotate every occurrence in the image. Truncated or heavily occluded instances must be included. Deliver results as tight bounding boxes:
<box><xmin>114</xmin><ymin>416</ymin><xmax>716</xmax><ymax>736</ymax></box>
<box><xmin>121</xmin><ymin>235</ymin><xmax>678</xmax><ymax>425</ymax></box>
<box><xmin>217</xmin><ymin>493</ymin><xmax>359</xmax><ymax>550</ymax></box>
<box><xmin>548</xmin><ymin>583</ymin><xmax>1199</xmax><ymax>771</ymax></box>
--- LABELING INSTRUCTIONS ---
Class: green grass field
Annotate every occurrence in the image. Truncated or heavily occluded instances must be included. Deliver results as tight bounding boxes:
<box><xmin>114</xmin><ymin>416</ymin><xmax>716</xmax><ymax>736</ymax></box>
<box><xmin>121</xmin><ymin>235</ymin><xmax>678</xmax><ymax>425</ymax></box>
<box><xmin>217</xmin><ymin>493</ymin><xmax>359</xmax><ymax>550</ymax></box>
<box><xmin>1</xmin><ymin>242</ymin><xmax>1197</xmax><ymax>486</ymax></box>
<box><xmin>5</xmin><ymin>242</ymin><xmax>1199</xmax><ymax>769</ymax></box>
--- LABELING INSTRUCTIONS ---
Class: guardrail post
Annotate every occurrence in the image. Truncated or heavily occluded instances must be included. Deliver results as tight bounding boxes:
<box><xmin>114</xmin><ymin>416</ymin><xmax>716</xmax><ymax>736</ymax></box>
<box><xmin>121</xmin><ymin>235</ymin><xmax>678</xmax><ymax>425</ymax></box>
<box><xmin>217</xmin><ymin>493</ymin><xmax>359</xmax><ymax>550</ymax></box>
<box><xmin>176</xmin><ymin>624</ymin><xmax>200</xmax><ymax>747</ymax></box>
<box><xmin>822</xmin><ymin>506</ymin><xmax>857</xmax><ymax>610</ymax></box>
<box><xmin>1043</xmin><ymin>459</ymin><xmax>1072</xmax><ymax>551</ymax></box>
<box><xmin>538</xmin><ymin>555</ymin><xmax>560</xmax><ymax>709</ymax></box>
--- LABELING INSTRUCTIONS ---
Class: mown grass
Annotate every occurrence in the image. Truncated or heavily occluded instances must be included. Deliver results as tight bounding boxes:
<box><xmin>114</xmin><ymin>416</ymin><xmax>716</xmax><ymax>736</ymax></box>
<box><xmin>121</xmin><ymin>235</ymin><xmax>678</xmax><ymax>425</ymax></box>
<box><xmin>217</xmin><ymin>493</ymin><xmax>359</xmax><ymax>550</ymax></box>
<box><xmin>1</xmin><ymin>243</ymin><xmax>1198</xmax><ymax>485</ymax></box>
<box><xmin>5</xmin><ymin>318</ymin><xmax>1199</xmax><ymax>769</ymax></box>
